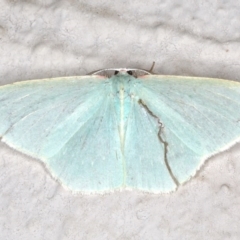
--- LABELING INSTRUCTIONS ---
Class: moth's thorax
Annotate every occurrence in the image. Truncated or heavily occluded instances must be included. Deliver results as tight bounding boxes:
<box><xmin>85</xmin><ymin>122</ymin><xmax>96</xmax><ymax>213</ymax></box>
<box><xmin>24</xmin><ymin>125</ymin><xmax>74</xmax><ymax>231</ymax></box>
<box><xmin>110</xmin><ymin>73</ymin><xmax>139</xmax><ymax>99</ymax></box>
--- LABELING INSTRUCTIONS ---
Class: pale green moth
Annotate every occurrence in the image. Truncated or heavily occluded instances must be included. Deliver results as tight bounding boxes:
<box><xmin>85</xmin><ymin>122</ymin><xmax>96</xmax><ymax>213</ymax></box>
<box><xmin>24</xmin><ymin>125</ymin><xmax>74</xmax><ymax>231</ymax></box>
<box><xmin>0</xmin><ymin>68</ymin><xmax>240</xmax><ymax>193</ymax></box>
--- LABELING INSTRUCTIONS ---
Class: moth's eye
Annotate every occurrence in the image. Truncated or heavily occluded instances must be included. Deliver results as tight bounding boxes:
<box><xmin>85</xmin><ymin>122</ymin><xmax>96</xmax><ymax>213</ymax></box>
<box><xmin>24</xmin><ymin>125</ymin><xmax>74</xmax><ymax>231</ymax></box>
<box><xmin>114</xmin><ymin>71</ymin><xmax>119</xmax><ymax>75</ymax></box>
<box><xmin>127</xmin><ymin>70</ymin><xmax>133</xmax><ymax>75</ymax></box>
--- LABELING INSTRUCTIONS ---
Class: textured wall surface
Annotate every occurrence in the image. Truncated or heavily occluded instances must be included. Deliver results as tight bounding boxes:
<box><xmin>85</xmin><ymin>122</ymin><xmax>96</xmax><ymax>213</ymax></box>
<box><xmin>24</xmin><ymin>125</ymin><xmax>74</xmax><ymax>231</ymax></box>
<box><xmin>1</xmin><ymin>0</ymin><xmax>240</xmax><ymax>239</ymax></box>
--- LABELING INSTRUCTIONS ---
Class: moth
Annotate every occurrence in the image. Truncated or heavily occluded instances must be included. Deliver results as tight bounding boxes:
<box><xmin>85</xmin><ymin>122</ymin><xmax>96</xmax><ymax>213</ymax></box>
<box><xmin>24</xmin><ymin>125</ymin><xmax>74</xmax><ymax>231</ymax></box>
<box><xmin>0</xmin><ymin>68</ymin><xmax>239</xmax><ymax>193</ymax></box>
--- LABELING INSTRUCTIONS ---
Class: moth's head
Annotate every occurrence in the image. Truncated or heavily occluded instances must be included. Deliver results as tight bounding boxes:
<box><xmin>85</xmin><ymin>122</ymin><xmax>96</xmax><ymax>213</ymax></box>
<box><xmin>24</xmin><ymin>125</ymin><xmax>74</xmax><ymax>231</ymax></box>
<box><xmin>91</xmin><ymin>68</ymin><xmax>152</xmax><ymax>78</ymax></box>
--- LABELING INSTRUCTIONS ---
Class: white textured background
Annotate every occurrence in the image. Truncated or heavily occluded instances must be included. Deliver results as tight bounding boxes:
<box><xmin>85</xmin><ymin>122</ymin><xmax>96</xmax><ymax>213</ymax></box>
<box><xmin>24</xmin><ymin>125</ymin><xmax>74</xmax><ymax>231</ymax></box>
<box><xmin>1</xmin><ymin>1</ymin><xmax>240</xmax><ymax>239</ymax></box>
